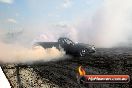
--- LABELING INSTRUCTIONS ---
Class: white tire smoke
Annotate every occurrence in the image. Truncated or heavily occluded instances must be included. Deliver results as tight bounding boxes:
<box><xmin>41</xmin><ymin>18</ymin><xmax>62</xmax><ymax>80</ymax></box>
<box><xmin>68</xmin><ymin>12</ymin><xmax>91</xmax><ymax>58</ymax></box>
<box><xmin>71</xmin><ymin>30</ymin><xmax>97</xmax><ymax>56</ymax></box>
<box><xmin>0</xmin><ymin>42</ymin><xmax>65</xmax><ymax>64</ymax></box>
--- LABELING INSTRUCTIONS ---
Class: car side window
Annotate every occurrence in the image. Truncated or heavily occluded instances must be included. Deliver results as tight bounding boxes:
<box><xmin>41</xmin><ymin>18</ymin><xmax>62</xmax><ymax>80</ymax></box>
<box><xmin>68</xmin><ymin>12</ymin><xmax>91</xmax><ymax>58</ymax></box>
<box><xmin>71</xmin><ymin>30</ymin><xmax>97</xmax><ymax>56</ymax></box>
<box><xmin>58</xmin><ymin>38</ymin><xmax>75</xmax><ymax>46</ymax></box>
<box><xmin>65</xmin><ymin>39</ymin><xmax>74</xmax><ymax>45</ymax></box>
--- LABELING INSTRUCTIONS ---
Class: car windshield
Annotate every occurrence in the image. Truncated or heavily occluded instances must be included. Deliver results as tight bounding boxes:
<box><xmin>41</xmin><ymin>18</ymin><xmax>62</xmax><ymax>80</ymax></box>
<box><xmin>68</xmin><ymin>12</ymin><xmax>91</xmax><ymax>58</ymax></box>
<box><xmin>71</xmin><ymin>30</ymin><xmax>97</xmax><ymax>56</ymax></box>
<box><xmin>64</xmin><ymin>38</ymin><xmax>75</xmax><ymax>45</ymax></box>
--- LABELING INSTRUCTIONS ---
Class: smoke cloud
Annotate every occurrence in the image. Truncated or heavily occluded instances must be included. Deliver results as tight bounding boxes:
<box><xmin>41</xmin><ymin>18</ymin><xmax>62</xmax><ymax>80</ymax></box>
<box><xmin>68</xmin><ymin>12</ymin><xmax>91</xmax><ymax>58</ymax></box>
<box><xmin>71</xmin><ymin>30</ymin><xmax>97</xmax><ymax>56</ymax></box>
<box><xmin>76</xmin><ymin>0</ymin><xmax>132</xmax><ymax>48</ymax></box>
<box><xmin>94</xmin><ymin>0</ymin><xmax>132</xmax><ymax>47</ymax></box>
<box><xmin>39</xmin><ymin>0</ymin><xmax>132</xmax><ymax>48</ymax></box>
<box><xmin>0</xmin><ymin>42</ymin><xmax>65</xmax><ymax>63</ymax></box>
<box><xmin>0</xmin><ymin>41</ymin><xmax>65</xmax><ymax>64</ymax></box>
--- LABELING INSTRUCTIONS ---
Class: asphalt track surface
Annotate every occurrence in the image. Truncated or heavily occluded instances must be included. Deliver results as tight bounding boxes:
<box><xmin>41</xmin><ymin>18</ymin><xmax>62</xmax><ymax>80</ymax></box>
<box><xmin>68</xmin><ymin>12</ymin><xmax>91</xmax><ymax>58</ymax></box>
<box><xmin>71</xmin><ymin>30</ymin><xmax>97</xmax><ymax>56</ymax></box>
<box><xmin>2</xmin><ymin>48</ymin><xmax>132</xmax><ymax>88</ymax></box>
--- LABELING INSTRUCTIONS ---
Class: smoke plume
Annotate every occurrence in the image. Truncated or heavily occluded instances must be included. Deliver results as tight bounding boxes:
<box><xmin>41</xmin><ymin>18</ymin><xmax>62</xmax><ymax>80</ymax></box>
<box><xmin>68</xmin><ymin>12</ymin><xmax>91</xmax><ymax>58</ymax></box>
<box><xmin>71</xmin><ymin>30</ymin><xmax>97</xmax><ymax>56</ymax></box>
<box><xmin>39</xmin><ymin>0</ymin><xmax>132</xmax><ymax>48</ymax></box>
<box><xmin>0</xmin><ymin>28</ymin><xmax>65</xmax><ymax>64</ymax></box>
<box><xmin>77</xmin><ymin>0</ymin><xmax>132</xmax><ymax>48</ymax></box>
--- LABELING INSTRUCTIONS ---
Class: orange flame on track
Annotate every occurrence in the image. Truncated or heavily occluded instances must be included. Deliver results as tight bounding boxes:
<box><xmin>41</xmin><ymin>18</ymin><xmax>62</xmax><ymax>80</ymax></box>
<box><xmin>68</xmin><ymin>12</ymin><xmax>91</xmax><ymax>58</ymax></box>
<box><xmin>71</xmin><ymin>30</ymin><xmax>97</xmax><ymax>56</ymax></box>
<box><xmin>78</xmin><ymin>66</ymin><xmax>86</xmax><ymax>76</ymax></box>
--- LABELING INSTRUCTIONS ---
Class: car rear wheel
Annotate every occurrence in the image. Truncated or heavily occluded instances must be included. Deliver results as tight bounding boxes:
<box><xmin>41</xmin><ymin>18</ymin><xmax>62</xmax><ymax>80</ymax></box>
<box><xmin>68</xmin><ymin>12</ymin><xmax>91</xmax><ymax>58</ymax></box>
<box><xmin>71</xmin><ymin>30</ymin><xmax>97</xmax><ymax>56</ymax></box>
<box><xmin>79</xmin><ymin>48</ymin><xmax>87</xmax><ymax>57</ymax></box>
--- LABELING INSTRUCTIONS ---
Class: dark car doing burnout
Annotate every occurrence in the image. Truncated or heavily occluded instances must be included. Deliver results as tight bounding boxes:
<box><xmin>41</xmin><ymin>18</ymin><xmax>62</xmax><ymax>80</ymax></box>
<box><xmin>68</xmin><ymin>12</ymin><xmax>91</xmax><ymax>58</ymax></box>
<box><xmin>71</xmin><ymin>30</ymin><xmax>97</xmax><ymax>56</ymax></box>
<box><xmin>58</xmin><ymin>38</ymin><xmax>96</xmax><ymax>56</ymax></box>
<box><xmin>37</xmin><ymin>37</ymin><xmax>96</xmax><ymax>57</ymax></box>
